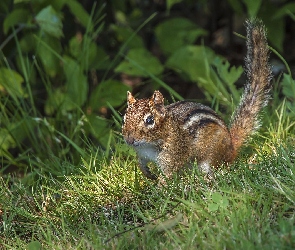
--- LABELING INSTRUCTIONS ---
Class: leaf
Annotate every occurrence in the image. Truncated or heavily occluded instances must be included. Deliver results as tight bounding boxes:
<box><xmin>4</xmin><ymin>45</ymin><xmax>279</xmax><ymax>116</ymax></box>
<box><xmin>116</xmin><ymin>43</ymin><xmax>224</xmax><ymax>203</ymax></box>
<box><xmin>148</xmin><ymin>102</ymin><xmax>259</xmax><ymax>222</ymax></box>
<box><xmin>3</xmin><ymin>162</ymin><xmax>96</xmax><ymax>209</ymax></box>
<box><xmin>212</xmin><ymin>192</ymin><xmax>223</xmax><ymax>203</ymax></box>
<box><xmin>0</xmin><ymin>67</ymin><xmax>25</xmax><ymax>99</ymax></box>
<box><xmin>63</xmin><ymin>56</ymin><xmax>88</xmax><ymax>108</ymax></box>
<box><xmin>242</xmin><ymin>0</ymin><xmax>262</xmax><ymax>18</ymax></box>
<box><xmin>9</xmin><ymin>118</ymin><xmax>36</xmax><ymax>145</ymax></box>
<box><xmin>111</xmin><ymin>25</ymin><xmax>145</xmax><ymax>49</ymax></box>
<box><xmin>35</xmin><ymin>6</ymin><xmax>63</xmax><ymax>38</ymax></box>
<box><xmin>219</xmin><ymin>197</ymin><xmax>229</xmax><ymax>209</ymax></box>
<box><xmin>0</xmin><ymin>118</ymin><xmax>35</xmax><ymax>155</ymax></box>
<box><xmin>69</xmin><ymin>36</ymin><xmax>82</xmax><ymax>58</ymax></box>
<box><xmin>281</xmin><ymin>73</ymin><xmax>295</xmax><ymax>100</ymax></box>
<box><xmin>69</xmin><ymin>36</ymin><xmax>100</xmax><ymax>70</ymax></box>
<box><xmin>273</xmin><ymin>3</ymin><xmax>295</xmax><ymax>19</ymax></box>
<box><xmin>19</xmin><ymin>34</ymin><xmax>36</xmax><ymax>52</ymax></box>
<box><xmin>227</xmin><ymin>0</ymin><xmax>244</xmax><ymax>15</ymax></box>
<box><xmin>260</xmin><ymin>2</ymin><xmax>285</xmax><ymax>52</ymax></box>
<box><xmin>166</xmin><ymin>45</ymin><xmax>242</xmax><ymax>104</ymax></box>
<box><xmin>155</xmin><ymin>17</ymin><xmax>207</xmax><ymax>55</ymax></box>
<box><xmin>115</xmin><ymin>48</ymin><xmax>164</xmax><ymax>77</ymax></box>
<box><xmin>166</xmin><ymin>0</ymin><xmax>183</xmax><ymax>11</ymax></box>
<box><xmin>212</xmin><ymin>192</ymin><xmax>229</xmax><ymax>209</ymax></box>
<box><xmin>0</xmin><ymin>129</ymin><xmax>16</xmax><ymax>156</ymax></box>
<box><xmin>266</xmin><ymin>18</ymin><xmax>284</xmax><ymax>53</ymax></box>
<box><xmin>84</xmin><ymin>114</ymin><xmax>112</xmax><ymax>148</ymax></box>
<box><xmin>208</xmin><ymin>203</ymin><xmax>219</xmax><ymax>212</ymax></box>
<box><xmin>44</xmin><ymin>87</ymin><xmax>75</xmax><ymax>115</ymax></box>
<box><xmin>211</xmin><ymin>57</ymin><xmax>243</xmax><ymax>104</ymax></box>
<box><xmin>36</xmin><ymin>33</ymin><xmax>62</xmax><ymax>77</ymax></box>
<box><xmin>91</xmin><ymin>46</ymin><xmax>111</xmax><ymax>70</ymax></box>
<box><xmin>3</xmin><ymin>9</ymin><xmax>30</xmax><ymax>34</ymax></box>
<box><xmin>212</xmin><ymin>57</ymin><xmax>243</xmax><ymax>86</ymax></box>
<box><xmin>48</xmin><ymin>0</ymin><xmax>67</xmax><ymax>11</ymax></box>
<box><xmin>66</xmin><ymin>0</ymin><xmax>92</xmax><ymax>29</ymax></box>
<box><xmin>26</xmin><ymin>240</ymin><xmax>41</xmax><ymax>250</ymax></box>
<box><xmin>89</xmin><ymin>79</ymin><xmax>130</xmax><ymax>110</ymax></box>
<box><xmin>166</xmin><ymin>45</ymin><xmax>215</xmax><ymax>82</ymax></box>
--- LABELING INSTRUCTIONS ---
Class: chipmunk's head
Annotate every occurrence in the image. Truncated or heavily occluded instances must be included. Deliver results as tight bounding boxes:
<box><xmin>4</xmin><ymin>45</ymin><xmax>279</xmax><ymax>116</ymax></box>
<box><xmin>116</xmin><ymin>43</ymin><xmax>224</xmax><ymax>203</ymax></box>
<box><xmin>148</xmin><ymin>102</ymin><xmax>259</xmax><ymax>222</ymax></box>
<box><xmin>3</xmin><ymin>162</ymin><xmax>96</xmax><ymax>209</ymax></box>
<box><xmin>122</xmin><ymin>90</ymin><xmax>166</xmax><ymax>146</ymax></box>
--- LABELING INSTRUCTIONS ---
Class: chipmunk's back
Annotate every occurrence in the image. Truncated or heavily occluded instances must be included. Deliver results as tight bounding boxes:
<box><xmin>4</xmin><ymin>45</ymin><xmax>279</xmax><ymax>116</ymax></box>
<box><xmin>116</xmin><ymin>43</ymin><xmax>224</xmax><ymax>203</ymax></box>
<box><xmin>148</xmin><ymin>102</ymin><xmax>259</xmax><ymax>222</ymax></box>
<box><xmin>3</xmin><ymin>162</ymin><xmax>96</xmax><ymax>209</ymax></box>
<box><xmin>166</xmin><ymin>101</ymin><xmax>228</xmax><ymax>132</ymax></box>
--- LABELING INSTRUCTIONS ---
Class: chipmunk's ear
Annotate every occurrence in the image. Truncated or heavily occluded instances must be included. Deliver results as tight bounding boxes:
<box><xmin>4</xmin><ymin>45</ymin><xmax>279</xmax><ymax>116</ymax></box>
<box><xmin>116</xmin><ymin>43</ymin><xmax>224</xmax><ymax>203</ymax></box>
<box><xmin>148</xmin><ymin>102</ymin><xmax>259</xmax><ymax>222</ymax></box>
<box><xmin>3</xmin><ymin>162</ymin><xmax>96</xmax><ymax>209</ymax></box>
<box><xmin>152</xmin><ymin>90</ymin><xmax>165</xmax><ymax>115</ymax></box>
<box><xmin>152</xmin><ymin>90</ymin><xmax>164</xmax><ymax>106</ymax></box>
<box><xmin>127</xmin><ymin>91</ymin><xmax>136</xmax><ymax>105</ymax></box>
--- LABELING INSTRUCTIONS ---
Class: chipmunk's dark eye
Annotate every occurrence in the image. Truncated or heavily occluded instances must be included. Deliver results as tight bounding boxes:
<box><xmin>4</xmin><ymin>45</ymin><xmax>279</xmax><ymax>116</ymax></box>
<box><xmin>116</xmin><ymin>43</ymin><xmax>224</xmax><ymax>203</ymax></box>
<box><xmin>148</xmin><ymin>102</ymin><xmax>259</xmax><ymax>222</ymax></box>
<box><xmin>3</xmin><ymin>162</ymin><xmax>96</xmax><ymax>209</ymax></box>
<box><xmin>145</xmin><ymin>115</ymin><xmax>154</xmax><ymax>125</ymax></box>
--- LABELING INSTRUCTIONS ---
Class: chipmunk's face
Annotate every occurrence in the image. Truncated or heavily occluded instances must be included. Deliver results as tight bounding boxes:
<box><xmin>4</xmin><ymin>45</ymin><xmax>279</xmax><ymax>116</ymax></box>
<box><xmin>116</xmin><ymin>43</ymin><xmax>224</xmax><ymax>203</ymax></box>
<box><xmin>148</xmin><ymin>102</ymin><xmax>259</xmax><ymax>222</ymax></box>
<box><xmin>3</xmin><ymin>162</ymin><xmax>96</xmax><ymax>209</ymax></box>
<box><xmin>122</xmin><ymin>90</ymin><xmax>166</xmax><ymax>146</ymax></box>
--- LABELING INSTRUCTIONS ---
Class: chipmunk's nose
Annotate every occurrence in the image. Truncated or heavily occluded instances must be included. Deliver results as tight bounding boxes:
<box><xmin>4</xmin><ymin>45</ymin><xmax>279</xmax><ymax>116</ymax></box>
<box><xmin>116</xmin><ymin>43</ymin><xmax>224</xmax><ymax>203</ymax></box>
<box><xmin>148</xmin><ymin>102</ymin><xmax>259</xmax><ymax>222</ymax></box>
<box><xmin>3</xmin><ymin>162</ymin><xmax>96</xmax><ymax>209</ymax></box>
<box><xmin>125</xmin><ymin>133</ymin><xmax>135</xmax><ymax>145</ymax></box>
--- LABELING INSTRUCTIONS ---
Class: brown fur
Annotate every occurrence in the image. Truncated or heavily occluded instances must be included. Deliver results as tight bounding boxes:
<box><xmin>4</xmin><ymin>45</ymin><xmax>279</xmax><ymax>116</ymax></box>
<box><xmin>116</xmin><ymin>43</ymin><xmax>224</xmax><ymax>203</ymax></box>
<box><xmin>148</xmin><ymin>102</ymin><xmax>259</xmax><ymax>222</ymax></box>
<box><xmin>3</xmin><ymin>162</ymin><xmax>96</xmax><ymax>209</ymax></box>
<box><xmin>230</xmin><ymin>19</ymin><xmax>272</xmax><ymax>156</ymax></box>
<box><xmin>122</xmin><ymin>19</ymin><xmax>272</xmax><ymax>180</ymax></box>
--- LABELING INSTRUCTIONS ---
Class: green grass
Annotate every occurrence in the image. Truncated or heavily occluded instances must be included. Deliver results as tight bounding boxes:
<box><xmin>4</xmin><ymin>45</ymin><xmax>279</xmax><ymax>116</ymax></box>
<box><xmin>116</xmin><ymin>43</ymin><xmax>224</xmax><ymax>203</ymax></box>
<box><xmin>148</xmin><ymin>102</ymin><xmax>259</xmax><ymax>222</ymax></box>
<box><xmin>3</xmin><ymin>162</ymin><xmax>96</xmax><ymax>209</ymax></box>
<box><xmin>1</xmin><ymin>114</ymin><xmax>295</xmax><ymax>249</ymax></box>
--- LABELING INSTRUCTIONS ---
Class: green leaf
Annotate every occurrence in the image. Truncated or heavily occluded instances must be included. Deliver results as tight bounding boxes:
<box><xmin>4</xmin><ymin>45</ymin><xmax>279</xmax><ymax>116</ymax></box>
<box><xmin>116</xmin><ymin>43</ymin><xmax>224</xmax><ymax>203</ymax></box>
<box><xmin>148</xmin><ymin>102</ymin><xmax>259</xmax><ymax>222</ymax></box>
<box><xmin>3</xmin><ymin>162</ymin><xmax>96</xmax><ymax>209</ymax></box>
<box><xmin>166</xmin><ymin>45</ymin><xmax>215</xmax><ymax>82</ymax></box>
<box><xmin>266</xmin><ymin>19</ymin><xmax>284</xmax><ymax>53</ymax></box>
<box><xmin>212</xmin><ymin>192</ymin><xmax>229</xmax><ymax>209</ymax></box>
<box><xmin>66</xmin><ymin>0</ymin><xmax>92</xmax><ymax>29</ymax></box>
<box><xmin>115</xmin><ymin>10</ymin><xmax>128</xmax><ymax>25</ymax></box>
<box><xmin>19</xmin><ymin>34</ymin><xmax>36</xmax><ymax>52</ymax></box>
<box><xmin>0</xmin><ymin>118</ymin><xmax>35</xmax><ymax>155</ymax></box>
<box><xmin>69</xmin><ymin>36</ymin><xmax>82</xmax><ymax>58</ymax></box>
<box><xmin>9</xmin><ymin>118</ymin><xmax>36</xmax><ymax>145</ymax></box>
<box><xmin>0</xmin><ymin>128</ymin><xmax>16</xmax><ymax>156</ymax></box>
<box><xmin>48</xmin><ymin>0</ymin><xmax>67</xmax><ymax>11</ymax></box>
<box><xmin>166</xmin><ymin>45</ymin><xmax>243</xmax><ymax>104</ymax></box>
<box><xmin>208</xmin><ymin>203</ymin><xmax>219</xmax><ymax>212</ymax></box>
<box><xmin>63</xmin><ymin>56</ymin><xmax>88</xmax><ymax>108</ymax></box>
<box><xmin>35</xmin><ymin>6</ymin><xmax>63</xmax><ymax>38</ymax></box>
<box><xmin>89</xmin><ymin>79</ymin><xmax>130</xmax><ymax>110</ymax></box>
<box><xmin>69</xmin><ymin>36</ymin><xmax>100</xmax><ymax>70</ymax></box>
<box><xmin>36</xmin><ymin>33</ymin><xmax>62</xmax><ymax>77</ymax></box>
<box><xmin>84</xmin><ymin>114</ymin><xmax>112</xmax><ymax>148</ymax></box>
<box><xmin>111</xmin><ymin>25</ymin><xmax>145</xmax><ymax>49</ymax></box>
<box><xmin>227</xmin><ymin>0</ymin><xmax>244</xmax><ymax>15</ymax></box>
<box><xmin>166</xmin><ymin>0</ymin><xmax>183</xmax><ymax>11</ymax></box>
<box><xmin>281</xmin><ymin>73</ymin><xmax>295</xmax><ymax>101</ymax></box>
<box><xmin>260</xmin><ymin>2</ymin><xmax>285</xmax><ymax>52</ymax></box>
<box><xmin>26</xmin><ymin>240</ymin><xmax>41</xmax><ymax>250</ymax></box>
<box><xmin>212</xmin><ymin>192</ymin><xmax>223</xmax><ymax>203</ymax></box>
<box><xmin>155</xmin><ymin>17</ymin><xmax>207</xmax><ymax>55</ymax></box>
<box><xmin>115</xmin><ymin>48</ymin><xmax>164</xmax><ymax>77</ymax></box>
<box><xmin>219</xmin><ymin>197</ymin><xmax>229</xmax><ymax>209</ymax></box>
<box><xmin>44</xmin><ymin>87</ymin><xmax>75</xmax><ymax>115</ymax></box>
<box><xmin>273</xmin><ymin>3</ymin><xmax>295</xmax><ymax>20</ymax></box>
<box><xmin>0</xmin><ymin>67</ymin><xmax>25</xmax><ymax>99</ymax></box>
<box><xmin>3</xmin><ymin>9</ymin><xmax>30</xmax><ymax>34</ymax></box>
<box><xmin>212</xmin><ymin>58</ymin><xmax>243</xmax><ymax>86</ymax></box>
<box><xmin>242</xmin><ymin>0</ymin><xmax>262</xmax><ymax>18</ymax></box>
<box><xmin>211</xmin><ymin>57</ymin><xmax>243</xmax><ymax>104</ymax></box>
<box><xmin>91</xmin><ymin>46</ymin><xmax>111</xmax><ymax>70</ymax></box>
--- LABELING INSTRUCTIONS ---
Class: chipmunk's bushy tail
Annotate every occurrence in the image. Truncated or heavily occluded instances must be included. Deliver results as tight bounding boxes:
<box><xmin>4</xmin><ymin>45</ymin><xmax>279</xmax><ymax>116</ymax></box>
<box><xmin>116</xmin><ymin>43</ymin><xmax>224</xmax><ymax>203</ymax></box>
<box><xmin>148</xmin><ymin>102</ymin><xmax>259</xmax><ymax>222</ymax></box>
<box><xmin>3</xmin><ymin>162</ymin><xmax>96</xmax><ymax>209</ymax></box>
<box><xmin>230</xmin><ymin>19</ymin><xmax>272</xmax><ymax>157</ymax></box>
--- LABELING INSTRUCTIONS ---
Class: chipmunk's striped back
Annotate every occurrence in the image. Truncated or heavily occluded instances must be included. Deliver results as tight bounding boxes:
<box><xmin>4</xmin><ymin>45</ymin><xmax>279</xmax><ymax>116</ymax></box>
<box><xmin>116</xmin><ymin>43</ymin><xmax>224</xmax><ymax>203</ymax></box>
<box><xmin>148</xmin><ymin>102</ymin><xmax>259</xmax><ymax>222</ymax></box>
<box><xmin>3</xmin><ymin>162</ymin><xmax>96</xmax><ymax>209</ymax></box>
<box><xmin>166</xmin><ymin>101</ymin><xmax>227</xmax><ymax>132</ymax></box>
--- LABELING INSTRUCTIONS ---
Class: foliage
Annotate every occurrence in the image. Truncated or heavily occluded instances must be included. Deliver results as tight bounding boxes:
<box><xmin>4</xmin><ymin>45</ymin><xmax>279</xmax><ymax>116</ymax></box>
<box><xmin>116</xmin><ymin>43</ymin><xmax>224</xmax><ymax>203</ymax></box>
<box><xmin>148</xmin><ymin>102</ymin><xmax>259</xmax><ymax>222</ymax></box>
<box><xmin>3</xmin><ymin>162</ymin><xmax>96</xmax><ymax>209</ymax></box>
<box><xmin>0</xmin><ymin>1</ymin><xmax>130</xmax><ymax>167</ymax></box>
<box><xmin>1</xmin><ymin>0</ymin><xmax>295</xmax><ymax>166</ymax></box>
<box><xmin>0</xmin><ymin>0</ymin><xmax>295</xmax><ymax>249</ymax></box>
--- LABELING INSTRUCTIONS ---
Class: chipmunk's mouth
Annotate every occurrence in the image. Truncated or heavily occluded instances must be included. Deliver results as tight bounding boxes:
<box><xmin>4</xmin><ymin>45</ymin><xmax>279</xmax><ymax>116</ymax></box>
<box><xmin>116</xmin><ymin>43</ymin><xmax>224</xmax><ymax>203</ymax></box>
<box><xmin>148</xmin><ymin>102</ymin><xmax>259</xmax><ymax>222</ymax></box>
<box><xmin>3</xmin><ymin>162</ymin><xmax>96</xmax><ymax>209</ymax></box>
<box><xmin>124</xmin><ymin>134</ymin><xmax>154</xmax><ymax>148</ymax></box>
<box><xmin>125</xmin><ymin>137</ymin><xmax>146</xmax><ymax>147</ymax></box>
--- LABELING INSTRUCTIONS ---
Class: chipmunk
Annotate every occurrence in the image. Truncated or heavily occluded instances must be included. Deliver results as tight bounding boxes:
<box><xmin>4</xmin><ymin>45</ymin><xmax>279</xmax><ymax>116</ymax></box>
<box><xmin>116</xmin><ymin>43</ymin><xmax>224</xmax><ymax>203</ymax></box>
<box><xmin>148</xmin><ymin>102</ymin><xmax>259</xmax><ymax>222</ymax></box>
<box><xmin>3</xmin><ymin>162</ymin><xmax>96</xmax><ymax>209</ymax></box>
<box><xmin>122</xmin><ymin>19</ymin><xmax>272</xmax><ymax>180</ymax></box>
